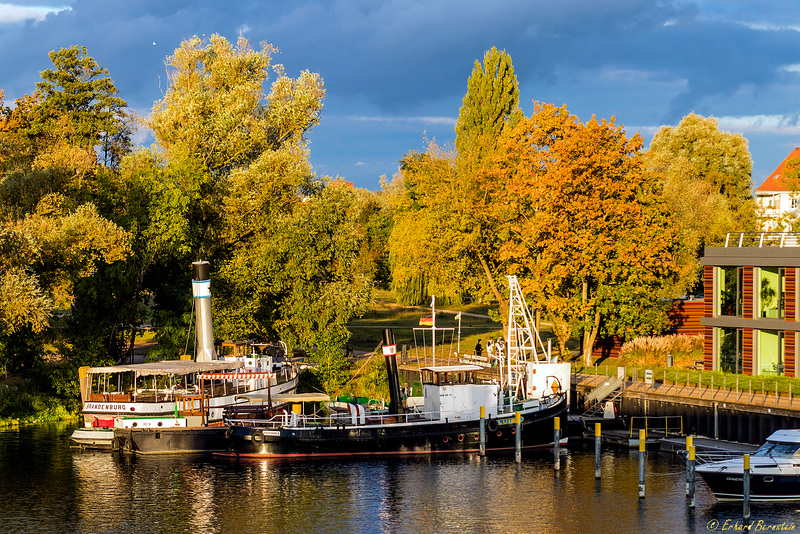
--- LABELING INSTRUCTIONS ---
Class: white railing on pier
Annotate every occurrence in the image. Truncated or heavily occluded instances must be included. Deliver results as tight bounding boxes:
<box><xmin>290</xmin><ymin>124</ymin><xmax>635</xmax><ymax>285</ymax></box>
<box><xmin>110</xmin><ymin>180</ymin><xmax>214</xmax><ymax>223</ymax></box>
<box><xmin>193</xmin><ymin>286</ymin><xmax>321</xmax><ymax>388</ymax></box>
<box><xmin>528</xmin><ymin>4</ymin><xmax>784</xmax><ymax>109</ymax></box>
<box><xmin>724</xmin><ymin>232</ymin><xmax>800</xmax><ymax>247</ymax></box>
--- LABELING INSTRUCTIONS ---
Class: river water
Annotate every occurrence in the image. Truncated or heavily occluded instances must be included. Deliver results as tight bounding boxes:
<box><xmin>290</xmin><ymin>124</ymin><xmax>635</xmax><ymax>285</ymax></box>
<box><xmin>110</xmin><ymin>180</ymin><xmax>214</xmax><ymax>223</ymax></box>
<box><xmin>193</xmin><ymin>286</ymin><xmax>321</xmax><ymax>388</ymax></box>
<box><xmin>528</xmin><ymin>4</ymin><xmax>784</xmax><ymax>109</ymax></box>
<box><xmin>1</xmin><ymin>422</ymin><xmax>798</xmax><ymax>533</ymax></box>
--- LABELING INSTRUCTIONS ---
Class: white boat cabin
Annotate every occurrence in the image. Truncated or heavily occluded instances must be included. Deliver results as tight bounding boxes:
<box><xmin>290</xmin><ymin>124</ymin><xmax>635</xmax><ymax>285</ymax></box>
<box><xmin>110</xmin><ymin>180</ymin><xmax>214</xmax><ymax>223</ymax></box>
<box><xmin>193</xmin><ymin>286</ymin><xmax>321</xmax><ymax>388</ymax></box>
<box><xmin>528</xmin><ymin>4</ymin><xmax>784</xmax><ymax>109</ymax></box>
<box><xmin>421</xmin><ymin>365</ymin><xmax>500</xmax><ymax>421</ymax></box>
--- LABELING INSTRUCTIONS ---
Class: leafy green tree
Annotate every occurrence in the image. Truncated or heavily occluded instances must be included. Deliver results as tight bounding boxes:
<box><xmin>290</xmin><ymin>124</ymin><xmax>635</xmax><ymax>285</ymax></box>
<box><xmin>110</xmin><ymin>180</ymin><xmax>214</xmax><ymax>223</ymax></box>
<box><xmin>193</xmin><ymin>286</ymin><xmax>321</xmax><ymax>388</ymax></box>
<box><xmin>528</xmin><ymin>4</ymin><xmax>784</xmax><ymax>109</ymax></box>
<box><xmin>0</xmin><ymin>47</ymin><xmax>132</xmax><ymax>384</ymax></box>
<box><xmin>30</xmin><ymin>45</ymin><xmax>131</xmax><ymax>168</ymax></box>
<box><xmin>648</xmin><ymin>113</ymin><xmax>756</xmax><ymax>294</ymax></box>
<box><xmin>215</xmin><ymin>184</ymin><xmax>374</xmax><ymax>394</ymax></box>
<box><xmin>390</xmin><ymin>49</ymin><xmax>522</xmax><ymax>312</ymax></box>
<box><xmin>483</xmin><ymin>103</ymin><xmax>686</xmax><ymax>364</ymax></box>
<box><xmin>150</xmin><ymin>35</ymin><xmax>323</xmax><ymax>175</ymax></box>
<box><xmin>146</xmin><ymin>34</ymin><xmax>373</xmax><ymax>384</ymax></box>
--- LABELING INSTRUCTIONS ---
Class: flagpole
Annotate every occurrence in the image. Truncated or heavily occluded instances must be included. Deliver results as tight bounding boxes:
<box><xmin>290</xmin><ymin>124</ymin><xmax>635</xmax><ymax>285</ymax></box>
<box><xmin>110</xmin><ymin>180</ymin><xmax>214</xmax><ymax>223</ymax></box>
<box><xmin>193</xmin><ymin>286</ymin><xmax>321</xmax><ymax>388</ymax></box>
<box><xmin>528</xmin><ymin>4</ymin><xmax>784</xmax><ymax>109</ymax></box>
<box><xmin>456</xmin><ymin>312</ymin><xmax>462</xmax><ymax>353</ymax></box>
<box><xmin>431</xmin><ymin>296</ymin><xmax>436</xmax><ymax>366</ymax></box>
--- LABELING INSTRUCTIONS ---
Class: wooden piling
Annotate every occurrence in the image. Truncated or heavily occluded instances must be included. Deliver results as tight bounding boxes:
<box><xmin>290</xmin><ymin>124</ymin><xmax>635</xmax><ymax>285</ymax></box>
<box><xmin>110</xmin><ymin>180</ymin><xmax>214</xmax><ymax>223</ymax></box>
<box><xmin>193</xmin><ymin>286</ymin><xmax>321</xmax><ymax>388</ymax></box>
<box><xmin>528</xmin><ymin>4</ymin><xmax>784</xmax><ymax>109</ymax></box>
<box><xmin>685</xmin><ymin>436</ymin><xmax>693</xmax><ymax>495</ymax></box>
<box><xmin>638</xmin><ymin>429</ymin><xmax>646</xmax><ymax>498</ymax></box>
<box><xmin>514</xmin><ymin>411</ymin><xmax>522</xmax><ymax>463</ymax></box>
<box><xmin>479</xmin><ymin>406</ymin><xmax>485</xmax><ymax>457</ymax></box>
<box><xmin>743</xmin><ymin>454</ymin><xmax>751</xmax><ymax>523</ymax></box>
<box><xmin>553</xmin><ymin>416</ymin><xmax>561</xmax><ymax>471</ymax></box>
<box><xmin>595</xmin><ymin>423</ymin><xmax>601</xmax><ymax>479</ymax></box>
<box><xmin>688</xmin><ymin>445</ymin><xmax>696</xmax><ymax>508</ymax></box>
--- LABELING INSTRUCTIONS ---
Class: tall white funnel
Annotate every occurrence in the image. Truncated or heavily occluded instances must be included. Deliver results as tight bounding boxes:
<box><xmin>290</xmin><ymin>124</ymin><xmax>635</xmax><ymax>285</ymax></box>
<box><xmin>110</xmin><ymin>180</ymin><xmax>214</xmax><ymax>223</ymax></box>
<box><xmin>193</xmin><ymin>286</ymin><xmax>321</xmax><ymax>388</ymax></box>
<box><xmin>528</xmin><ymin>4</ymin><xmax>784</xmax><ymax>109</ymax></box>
<box><xmin>192</xmin><ymin>261</ymin><xmax>216</xmax><ymax>362</ymax></box>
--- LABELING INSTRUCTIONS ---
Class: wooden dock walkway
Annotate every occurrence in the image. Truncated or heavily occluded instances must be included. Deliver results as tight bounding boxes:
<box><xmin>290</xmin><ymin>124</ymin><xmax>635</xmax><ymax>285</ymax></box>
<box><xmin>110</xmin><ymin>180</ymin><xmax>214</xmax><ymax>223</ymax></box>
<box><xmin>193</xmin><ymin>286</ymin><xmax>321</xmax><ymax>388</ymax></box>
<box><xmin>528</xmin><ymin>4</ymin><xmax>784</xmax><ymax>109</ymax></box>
<box><xmin>574</xmin><ymin>372</ymin><xmax>800</xmax><ymax>416</ymax></box>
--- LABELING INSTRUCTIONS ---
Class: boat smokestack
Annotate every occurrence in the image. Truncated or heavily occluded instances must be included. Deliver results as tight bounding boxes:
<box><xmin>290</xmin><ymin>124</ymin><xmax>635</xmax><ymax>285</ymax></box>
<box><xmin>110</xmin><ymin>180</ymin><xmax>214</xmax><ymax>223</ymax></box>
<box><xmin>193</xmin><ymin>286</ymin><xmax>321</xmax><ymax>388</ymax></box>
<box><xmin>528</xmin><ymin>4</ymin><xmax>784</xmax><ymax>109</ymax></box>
<box><xmin>382</xmin><ymin>329</ymin><xmax>403</xmax><ymax>414</ymax></box>
<box><xmin>192</xmin><ymin>261</ymin><xmax>216</xmax><ymax>362</ymax></box>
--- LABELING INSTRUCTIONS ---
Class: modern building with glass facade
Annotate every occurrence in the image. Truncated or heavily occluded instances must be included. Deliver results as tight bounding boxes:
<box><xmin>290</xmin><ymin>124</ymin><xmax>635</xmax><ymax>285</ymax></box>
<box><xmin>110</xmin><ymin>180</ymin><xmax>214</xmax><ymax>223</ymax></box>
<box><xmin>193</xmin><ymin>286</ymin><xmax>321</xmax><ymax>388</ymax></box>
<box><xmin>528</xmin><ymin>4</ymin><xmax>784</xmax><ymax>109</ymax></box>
<box><xmin>700</xmin><ymin>233</ymin><xmax>800</xmax><ymax>377</ymax></box>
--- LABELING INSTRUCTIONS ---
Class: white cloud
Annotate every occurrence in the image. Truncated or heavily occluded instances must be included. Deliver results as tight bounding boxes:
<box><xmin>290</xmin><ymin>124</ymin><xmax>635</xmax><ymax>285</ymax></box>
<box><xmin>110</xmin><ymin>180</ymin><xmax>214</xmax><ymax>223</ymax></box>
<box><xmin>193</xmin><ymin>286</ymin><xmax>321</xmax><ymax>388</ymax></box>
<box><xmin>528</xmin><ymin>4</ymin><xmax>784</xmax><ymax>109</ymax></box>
<box><xmin>0</xmin><ymin>2</ymin><xmax>70</xmax><ymax>24</ymax></box>
<box><xmin>717</xmin><ymin>114</ymin><xmax>800</xmax><ymax>135</ymax></box>
<box><xmin>733</xmin><ymin>21</ymin><xmax>800</xmax><ymax>32</ymax></box>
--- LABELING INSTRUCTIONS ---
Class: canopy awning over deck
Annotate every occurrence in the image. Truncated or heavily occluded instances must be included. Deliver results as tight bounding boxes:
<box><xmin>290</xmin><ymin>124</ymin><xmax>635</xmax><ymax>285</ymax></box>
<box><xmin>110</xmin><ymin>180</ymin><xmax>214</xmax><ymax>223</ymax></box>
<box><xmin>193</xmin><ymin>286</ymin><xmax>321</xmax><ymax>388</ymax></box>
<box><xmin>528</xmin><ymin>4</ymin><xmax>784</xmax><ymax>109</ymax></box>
<box><xmin>85</xmin><ymin>360</ymin><xmax>241</xmax><ymax>377</ymax></box>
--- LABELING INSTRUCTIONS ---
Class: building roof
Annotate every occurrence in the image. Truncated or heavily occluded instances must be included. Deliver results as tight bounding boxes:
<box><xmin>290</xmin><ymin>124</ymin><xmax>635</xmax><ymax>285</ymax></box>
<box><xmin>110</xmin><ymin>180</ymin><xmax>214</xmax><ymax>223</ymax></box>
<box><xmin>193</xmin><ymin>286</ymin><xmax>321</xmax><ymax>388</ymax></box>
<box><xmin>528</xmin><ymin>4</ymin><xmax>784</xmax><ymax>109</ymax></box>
<box><xmin>755</xmin><ymin>147</ymin><xmax>800</xmax><ymax>193</ymax></box>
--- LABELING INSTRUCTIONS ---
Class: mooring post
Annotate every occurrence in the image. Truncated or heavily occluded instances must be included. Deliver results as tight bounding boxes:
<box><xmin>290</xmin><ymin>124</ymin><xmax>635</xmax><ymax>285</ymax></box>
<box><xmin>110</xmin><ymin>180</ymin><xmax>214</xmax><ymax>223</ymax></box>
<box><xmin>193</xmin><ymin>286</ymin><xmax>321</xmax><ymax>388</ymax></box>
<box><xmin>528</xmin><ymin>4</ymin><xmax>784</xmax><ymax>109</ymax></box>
<box><xmin>743</xmin><ymin>454</ymin><xmax>751</xmax><ymax>525</ymax></box>
<box><xmin>553</xmin><ymin>416</ymin><xmax>561</xmax><ymax>471</ymax></box>
<box><xmin>685</xmin><ymin>435</ymin><xmax>693</xmax><ymax>495</ymax></box>
<box><xmin>479</xmin><ymin>406</ymin><xmax>486</xmax><ymax>457</ymax></box>
<box><xmin>688</xmin><ymin>445</ymin><xmax>696</xmax><ymax>508</ymax></box>
<box><xmin>638</xmin><ymin>429</ymin><xmax>646</xmax><ymax>498</ymax></box>
<box><xmin>595</xmin><ymin>423</ymin><xmax>601</xmax><ymax>479</ymax></box>
<box><xmin>514</xmin><ymin>411</ymin><xmax>522</xmax><ymax>463</ymax></box>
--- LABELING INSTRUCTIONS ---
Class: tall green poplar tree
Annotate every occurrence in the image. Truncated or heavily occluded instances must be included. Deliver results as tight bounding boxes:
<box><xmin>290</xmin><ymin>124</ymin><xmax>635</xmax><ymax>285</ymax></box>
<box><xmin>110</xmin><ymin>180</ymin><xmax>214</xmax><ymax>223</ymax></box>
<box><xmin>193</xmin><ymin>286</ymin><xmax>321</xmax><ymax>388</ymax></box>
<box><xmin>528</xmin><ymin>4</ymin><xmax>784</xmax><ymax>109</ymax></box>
<box><xmin>390</xmin><ymin>48</ymin><xmax>523</xmax><ymax>311</ymax></box>
<box><xmin>455</xmin><ymin>47</ymin><xmax>524</xmax><ymax>169</ymax></box>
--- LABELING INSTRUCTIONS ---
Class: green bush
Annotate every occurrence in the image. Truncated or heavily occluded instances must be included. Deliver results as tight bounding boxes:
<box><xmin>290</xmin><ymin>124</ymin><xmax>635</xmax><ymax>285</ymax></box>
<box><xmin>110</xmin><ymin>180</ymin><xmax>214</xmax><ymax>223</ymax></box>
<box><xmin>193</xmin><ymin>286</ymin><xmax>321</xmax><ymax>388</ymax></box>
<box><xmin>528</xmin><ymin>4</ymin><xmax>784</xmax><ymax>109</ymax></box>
<box><xmin>0</xmin><ymin>379</ymin><xmax>74</xmax><ymax>426</ymax></box>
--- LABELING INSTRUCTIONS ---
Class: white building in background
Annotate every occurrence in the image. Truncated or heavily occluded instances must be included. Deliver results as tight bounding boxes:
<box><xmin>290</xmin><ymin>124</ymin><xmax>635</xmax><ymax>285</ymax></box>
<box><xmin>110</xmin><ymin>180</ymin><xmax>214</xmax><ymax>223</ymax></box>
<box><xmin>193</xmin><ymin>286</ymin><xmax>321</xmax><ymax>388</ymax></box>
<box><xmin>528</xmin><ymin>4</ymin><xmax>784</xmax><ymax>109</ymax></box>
<box><xmin>755</xmin><ymin>147</ymin><xmax>800</xmax><ymax>231</ymax></box>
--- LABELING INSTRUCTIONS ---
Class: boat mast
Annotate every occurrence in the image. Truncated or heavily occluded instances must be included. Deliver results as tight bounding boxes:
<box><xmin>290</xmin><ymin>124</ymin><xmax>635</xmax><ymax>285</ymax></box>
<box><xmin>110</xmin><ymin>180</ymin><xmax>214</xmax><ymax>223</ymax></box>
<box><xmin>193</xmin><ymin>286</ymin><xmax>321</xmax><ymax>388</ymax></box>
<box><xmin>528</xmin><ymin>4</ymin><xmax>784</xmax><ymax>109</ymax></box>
<box><xmin>505</xmin><ymin>275</ymin><xmax>550</xmax><ymax>403</ymax></box>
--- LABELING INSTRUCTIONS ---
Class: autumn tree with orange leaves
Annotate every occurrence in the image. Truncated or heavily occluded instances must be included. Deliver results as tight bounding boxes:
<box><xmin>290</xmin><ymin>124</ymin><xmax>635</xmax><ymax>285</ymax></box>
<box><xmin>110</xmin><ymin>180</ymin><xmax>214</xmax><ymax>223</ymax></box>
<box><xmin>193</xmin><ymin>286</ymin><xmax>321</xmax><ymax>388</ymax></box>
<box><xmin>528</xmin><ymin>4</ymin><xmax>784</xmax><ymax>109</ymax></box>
<box><xmin>482</xmin><ymin>103</ymin><xmax>687</xmax><ymax>364</ymax></box>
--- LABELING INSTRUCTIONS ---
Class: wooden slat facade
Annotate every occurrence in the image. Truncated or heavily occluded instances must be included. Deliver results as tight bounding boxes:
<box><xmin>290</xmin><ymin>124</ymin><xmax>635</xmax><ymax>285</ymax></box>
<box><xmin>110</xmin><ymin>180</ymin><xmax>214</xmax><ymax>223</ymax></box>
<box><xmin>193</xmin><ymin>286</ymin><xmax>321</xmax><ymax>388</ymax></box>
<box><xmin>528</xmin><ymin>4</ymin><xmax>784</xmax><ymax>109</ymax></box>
<box><xmin>743</xmin><ymin>328</ymin><xmax>753</xmax><ymax>375</ymax></box>
<box><xmin>786</xmin><ymin>268</ymin><xmax>796</xmax><ymax>377</ymax></box>
<box><xmin>666</xmin><ymin>300</ymin><xmax>704</xmax><ymax>336</ymax></box>
<box><xmin>743</xmin><ymin>267</ymin><xmax>754</xmax><ymax>319</ymax></box>
<box><xmin>785</xmin><ymin>268</ymin><xmax>796</xmax><ymax>321</ymax></box>
<box><xmin>703</xmin><ymin>266</ymin><xmax>714</xmax><ymax>370</ymax></box>
<box><xmin>785</xmin><ymin>332</ymin><xmax>795</xmax><ymax>377</ymax></box>
<box><xmin>704</xmin><ymin>325</ymin><xmax>714</xmax><ymax>369</ymax></box>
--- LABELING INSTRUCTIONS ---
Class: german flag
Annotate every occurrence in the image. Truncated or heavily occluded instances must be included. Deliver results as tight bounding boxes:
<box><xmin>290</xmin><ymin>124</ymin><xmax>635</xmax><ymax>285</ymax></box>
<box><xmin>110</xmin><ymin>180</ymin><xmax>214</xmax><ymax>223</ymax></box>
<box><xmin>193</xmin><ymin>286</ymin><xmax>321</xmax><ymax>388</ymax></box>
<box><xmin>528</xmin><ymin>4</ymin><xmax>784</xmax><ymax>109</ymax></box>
<box><xmin>419</xmin><ymin>316</ymin><xmax>434</xmax><ymax>326</ymax></box>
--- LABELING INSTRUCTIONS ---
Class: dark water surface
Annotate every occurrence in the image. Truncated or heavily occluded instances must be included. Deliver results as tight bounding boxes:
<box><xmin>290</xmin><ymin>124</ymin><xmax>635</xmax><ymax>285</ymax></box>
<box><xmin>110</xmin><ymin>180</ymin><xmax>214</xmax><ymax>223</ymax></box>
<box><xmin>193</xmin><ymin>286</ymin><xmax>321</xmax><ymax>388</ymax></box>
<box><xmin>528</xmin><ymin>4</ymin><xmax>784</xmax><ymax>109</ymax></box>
<box><xmin>1</xmin><ymin>422</ymin><xmax>799</xmax><ymax>533</ymax></box>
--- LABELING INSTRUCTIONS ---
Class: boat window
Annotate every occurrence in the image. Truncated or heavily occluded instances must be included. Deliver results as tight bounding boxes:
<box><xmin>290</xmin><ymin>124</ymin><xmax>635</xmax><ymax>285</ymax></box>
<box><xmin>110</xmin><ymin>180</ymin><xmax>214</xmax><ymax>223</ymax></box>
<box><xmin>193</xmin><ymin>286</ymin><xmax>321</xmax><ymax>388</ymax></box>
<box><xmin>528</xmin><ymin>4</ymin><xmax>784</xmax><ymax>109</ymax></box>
<box><xmin>754</xmin><ymin>441</ymin><xmax>800</xmax><ymax>457</ymax></box>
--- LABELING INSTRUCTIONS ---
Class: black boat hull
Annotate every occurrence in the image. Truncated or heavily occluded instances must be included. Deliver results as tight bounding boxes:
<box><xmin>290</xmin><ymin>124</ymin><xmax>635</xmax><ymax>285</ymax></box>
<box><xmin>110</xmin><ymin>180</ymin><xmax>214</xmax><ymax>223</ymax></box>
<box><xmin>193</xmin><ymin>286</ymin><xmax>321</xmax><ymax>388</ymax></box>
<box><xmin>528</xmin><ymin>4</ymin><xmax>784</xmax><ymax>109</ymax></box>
<box><xmin>114</xmin><ymin>427</ymin><xmax>228</xmax><ymax>454</ymax></box>
<box><xmin>697</xmin><ymin>469</ymin><xmax>800</xmax><ymax>501</ymax></box>
<box><xmin>219</xmin><ymin>396</ymin><xmax>567</xmax><ymax>458</ymax></box>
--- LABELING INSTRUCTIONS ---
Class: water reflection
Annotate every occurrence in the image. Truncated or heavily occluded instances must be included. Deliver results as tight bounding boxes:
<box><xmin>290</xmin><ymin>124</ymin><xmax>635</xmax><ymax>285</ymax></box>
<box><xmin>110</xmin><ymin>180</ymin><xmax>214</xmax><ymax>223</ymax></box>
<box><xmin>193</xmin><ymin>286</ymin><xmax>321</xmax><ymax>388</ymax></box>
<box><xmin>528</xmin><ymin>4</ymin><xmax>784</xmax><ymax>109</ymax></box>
<box><xmin>1</xmin><ymin>424</ymin><xmax>798</xmax><ymax>533</ymax></box>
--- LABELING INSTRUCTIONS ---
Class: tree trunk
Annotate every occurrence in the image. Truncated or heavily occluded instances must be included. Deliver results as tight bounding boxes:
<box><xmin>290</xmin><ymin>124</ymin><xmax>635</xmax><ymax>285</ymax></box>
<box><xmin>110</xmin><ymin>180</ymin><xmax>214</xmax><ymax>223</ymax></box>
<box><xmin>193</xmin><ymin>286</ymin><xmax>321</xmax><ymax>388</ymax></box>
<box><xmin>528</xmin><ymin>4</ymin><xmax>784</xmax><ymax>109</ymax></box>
<box><xmin>478</xmin><ymin>255</ymin><xmax>508</xmax><ymax>326</ymax></box>
<box><xmin>550</xmin><ymin>316</ymin><xmax>570</xmax><ymax>358</ymax></box>
<box><xmin>582</xmin><ymin>312</ymin><xmax>601</xmax><ymax>366</ymax></box>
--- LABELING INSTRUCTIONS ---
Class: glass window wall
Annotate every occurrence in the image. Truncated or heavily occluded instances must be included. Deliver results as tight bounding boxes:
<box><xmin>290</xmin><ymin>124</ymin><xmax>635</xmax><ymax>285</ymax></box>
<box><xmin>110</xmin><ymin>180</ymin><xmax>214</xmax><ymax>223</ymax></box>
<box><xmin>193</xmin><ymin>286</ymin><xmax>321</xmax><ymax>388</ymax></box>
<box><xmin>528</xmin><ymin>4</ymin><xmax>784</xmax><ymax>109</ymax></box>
<box><xmin>758</xmin><ymin>267</ymin><xmax>785</xmax><ymax>319</ymax></box>
<box><xmin>758</xmin><ymin>330</ymin><xmax>784</xmax><ymax>376</ymax></box>
<box><xmin>719</xmin><ymin>267</ymin><xmax>743</xmax><ymax>316</ymax></box>
<box><xmin>718</xmin><ymin>327</ymin><xmax>743</xmax><ymax>374</ymax></box>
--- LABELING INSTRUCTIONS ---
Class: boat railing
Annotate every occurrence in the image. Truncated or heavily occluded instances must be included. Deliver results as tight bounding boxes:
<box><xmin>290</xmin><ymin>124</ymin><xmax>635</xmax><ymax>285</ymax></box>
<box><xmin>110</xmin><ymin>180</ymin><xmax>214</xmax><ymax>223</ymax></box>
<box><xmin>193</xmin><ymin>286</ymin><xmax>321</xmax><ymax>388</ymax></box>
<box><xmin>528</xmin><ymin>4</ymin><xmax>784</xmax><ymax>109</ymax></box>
<box><xmin>677</xmin><ymin>450</ymin><xmax>745</xmax><ymax>465</ymax></box>
<box><xmin>628</xmin><ymin>415</ymin><xmax>683</xmax><ymax>438</ymax></box>
<box><xmin>229</xmin><ymin>409</ymin><xmax>445</xmax><ymax>429</ymax></box>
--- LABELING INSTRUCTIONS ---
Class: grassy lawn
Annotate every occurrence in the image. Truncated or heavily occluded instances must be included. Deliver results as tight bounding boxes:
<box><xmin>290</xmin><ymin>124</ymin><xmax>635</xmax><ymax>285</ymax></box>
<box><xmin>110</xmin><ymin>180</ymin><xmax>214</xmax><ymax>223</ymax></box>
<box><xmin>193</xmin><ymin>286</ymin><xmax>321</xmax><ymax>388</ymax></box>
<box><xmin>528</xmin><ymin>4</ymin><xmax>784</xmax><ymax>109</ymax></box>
<box><xmin>348</xmin><ymin>291</ymin><xmax>573</xmax><ymax>357</ymax></box>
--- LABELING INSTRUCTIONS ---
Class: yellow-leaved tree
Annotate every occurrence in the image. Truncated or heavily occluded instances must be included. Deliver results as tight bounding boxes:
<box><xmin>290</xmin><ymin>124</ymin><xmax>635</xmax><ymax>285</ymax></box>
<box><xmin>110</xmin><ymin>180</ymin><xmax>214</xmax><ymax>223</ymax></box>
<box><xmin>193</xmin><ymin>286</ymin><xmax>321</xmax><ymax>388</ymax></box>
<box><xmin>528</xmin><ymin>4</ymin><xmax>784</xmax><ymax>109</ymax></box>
<box><xmin>482</xmin><ymin>103</ymin><xmax>687</xmax><ymax>364</ymax></box>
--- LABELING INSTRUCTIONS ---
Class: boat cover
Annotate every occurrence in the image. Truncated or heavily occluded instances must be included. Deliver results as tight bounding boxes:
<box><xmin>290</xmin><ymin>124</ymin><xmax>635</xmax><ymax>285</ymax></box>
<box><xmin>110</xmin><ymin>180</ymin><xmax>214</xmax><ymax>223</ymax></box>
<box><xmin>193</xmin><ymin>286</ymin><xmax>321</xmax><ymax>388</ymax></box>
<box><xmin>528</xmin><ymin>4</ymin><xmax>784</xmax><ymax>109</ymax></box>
<box><xmin>235</xmin><ymin>392</ymin><xmax>330</xmax><ymax>403</ymax></box>
<box><xmin>85</xmin><ymin>360</ymin><xmax>242</xmax><ymax>377</ymax></box>
<box><xmin>420</xmin><ymin>365</ymin><xmax>484</xmax><ymax>373</ymax></box>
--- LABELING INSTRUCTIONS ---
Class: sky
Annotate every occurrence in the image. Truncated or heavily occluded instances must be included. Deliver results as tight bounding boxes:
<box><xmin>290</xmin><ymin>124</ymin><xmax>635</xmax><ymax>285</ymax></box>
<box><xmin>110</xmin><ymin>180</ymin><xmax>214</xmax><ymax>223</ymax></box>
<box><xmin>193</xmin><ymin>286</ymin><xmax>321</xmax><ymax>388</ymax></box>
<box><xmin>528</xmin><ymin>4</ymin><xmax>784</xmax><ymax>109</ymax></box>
<box><xmin>2</xmin><ymin>1</ymin><xmax>800</xmax><ymax>191</ymax></box>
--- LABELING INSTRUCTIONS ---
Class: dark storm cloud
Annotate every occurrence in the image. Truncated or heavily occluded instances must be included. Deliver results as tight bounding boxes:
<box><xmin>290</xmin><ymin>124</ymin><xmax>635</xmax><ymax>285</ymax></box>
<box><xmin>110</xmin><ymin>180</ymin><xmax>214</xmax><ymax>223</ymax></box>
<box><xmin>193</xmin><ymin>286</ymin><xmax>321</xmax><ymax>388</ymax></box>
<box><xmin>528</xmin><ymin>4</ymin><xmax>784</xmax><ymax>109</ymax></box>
<box><xmin>2</xmin><ymin>0</ymin><xmax>800</xmax><ymax>186</ymax></box>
